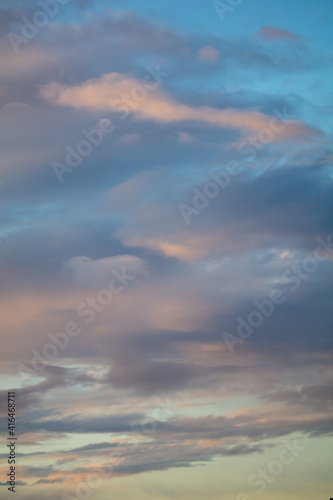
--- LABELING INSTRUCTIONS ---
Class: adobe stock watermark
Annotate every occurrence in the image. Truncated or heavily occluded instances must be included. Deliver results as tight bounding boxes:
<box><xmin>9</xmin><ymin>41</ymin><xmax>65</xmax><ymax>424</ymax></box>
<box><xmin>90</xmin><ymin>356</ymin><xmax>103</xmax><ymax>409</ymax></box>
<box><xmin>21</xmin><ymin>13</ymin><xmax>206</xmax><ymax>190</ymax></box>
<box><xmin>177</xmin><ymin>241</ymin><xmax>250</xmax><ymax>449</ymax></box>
<box><xmin>7</xmin><ymin>0</ymin><xmax>71</xmax><ymax>54</ymax></box>
<box><xmin>213</xmin><ymin>0</ymin><xmax>243</xmax><ymax>22</ymax></box>
<box><xmin>17</xmin><ymin>267</ymin><xmax>136</xmax><ymax>380</ymax></box>
<box><xmin>237</xmin><ymin>439</ymin><xmax>307</xmax><ymax>499</ymax></box>
<box><xmin>52</xmin><ymin>64</ymin><xmax>169</xmax><ymax>183</ymax></box>
<box><xmin>223</xmin><ymin>235</ymin><xmax>333</xmax><ymax>353</ymax></box>
<box><xmin>178</xmin><ymin>107</ymin><xmax>295</xmax><ymax>224</ymax></box>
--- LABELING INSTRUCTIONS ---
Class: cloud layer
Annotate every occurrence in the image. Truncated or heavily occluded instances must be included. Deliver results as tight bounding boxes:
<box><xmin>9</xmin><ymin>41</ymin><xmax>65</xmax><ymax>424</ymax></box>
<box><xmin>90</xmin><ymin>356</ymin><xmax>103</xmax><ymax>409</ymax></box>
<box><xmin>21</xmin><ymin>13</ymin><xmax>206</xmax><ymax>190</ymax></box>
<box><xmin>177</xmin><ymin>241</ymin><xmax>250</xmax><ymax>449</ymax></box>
<box><xmin>0</xmin><ymin>2</ymin><xmax>333</xmax><ymax>499</ymax></box>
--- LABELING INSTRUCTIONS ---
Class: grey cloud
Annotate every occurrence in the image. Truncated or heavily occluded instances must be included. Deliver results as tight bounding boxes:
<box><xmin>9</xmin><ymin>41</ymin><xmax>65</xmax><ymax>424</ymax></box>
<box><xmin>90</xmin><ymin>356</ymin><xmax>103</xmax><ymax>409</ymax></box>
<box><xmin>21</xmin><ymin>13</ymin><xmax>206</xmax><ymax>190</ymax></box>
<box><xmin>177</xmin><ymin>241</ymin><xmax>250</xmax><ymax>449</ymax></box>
<box><xmin>19</xmin><ymin>412</ymin><xmax>144</xmax><ymax>434</ymax></box>
<box><xmin>33</xmin><ymin>478</ymin><xmax>64</xmax><ymax>484</ymax></box>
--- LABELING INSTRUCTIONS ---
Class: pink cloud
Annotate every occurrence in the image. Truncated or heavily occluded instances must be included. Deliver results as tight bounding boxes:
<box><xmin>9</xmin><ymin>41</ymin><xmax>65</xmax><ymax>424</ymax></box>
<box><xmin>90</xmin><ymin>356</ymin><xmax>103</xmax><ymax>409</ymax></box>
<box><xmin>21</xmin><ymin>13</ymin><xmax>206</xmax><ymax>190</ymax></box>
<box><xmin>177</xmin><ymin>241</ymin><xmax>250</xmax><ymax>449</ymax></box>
<box><xmin>257</xmin><ymin>25</ymin><xmax>300</xmax><ymax>41</ymax></box>
<box><xmin>198</xmin><ymin>46</ymin><xmax>219</xmax><ymax>62</ymax></box>
<box><xmin>40</xmin><ymin>73</ymin><xmax>319</xmax><ymax>140</ymax></box>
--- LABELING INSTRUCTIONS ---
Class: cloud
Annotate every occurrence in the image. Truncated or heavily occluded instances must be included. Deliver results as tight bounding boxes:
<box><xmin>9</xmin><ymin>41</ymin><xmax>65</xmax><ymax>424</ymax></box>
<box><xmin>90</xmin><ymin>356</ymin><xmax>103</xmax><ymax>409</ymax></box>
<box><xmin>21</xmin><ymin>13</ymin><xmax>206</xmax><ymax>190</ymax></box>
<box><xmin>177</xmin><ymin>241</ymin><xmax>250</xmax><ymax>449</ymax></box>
<box><xmin>178</xmin><ymin>131</ymin><xmax>193</xmax><ymax>143</ymax></box>
<box><xmin>0</xmin><ymin>480</ymin><xmax>27</xmax><ymax>486</ymax></box>
<box><xmin>102</xmin><ymin>161</ymin><xmax>333</xmax><ymax>262</ymax></box>
<box><xmin>257</xmin><ymin>25</ymin><xmax>300</xmax><ymax>41</ymax></box>
<box><xmin>69</xmin><ymin>442</ymin><xmax>121</xmax><ymax>453</ymax></box>
<box><xmin>261</xmin><ymin>381</ymin><xmax>333</xmax><ymax>411</ymax></box>
<box><xmin>1</xmin><ymin>5</ymin><xmax>333</xmax><ymax>496</ymax></box>
<box><xmin>63</xmin><ymin>255</ymin><xmax>147</xmax><ymax>289</ymax></box>
<box><xmin>33</xmin><ymin>478</ymin><xmax>64</xmax><ymax>485</ymax></box>
<box><xmin>0</xmin><ymin>365</ymin><xmax>96</xmax><ymax>414</ymax></box>
<box><xmin>107</xmin><ymin>361</ymin><xmax>219</xmax><ymax>394</ymax></box>
<box><xmin>19</xmin><ymin>412</ymin><xmax>144</xmax><ymax>435</ymax></box>
<box><xmin>119</xmin><ymin>133</ymin><xmax>141</xmax><ymax>144</ymax></box>
<box><xmin>40</xmin><ymin>72</ymin><xmax>320</xmax><ymax>140</ymax></box>
<box><xmin>198</xmin><ymin>46</ymin><xmax>219</xmax><ymax>62</ymax></box>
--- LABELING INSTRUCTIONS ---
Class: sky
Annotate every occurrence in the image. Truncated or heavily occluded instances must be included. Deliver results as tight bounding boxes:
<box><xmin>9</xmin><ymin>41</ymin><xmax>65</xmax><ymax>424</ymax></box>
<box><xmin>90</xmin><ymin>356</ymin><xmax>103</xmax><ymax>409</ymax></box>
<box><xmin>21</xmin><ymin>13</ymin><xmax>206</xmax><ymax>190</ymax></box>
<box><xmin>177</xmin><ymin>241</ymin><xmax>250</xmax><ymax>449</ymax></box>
<box><xmin>0</xmin><ymin>1</ymin><xmax>333</xmax><ymax>499</ymax></box>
